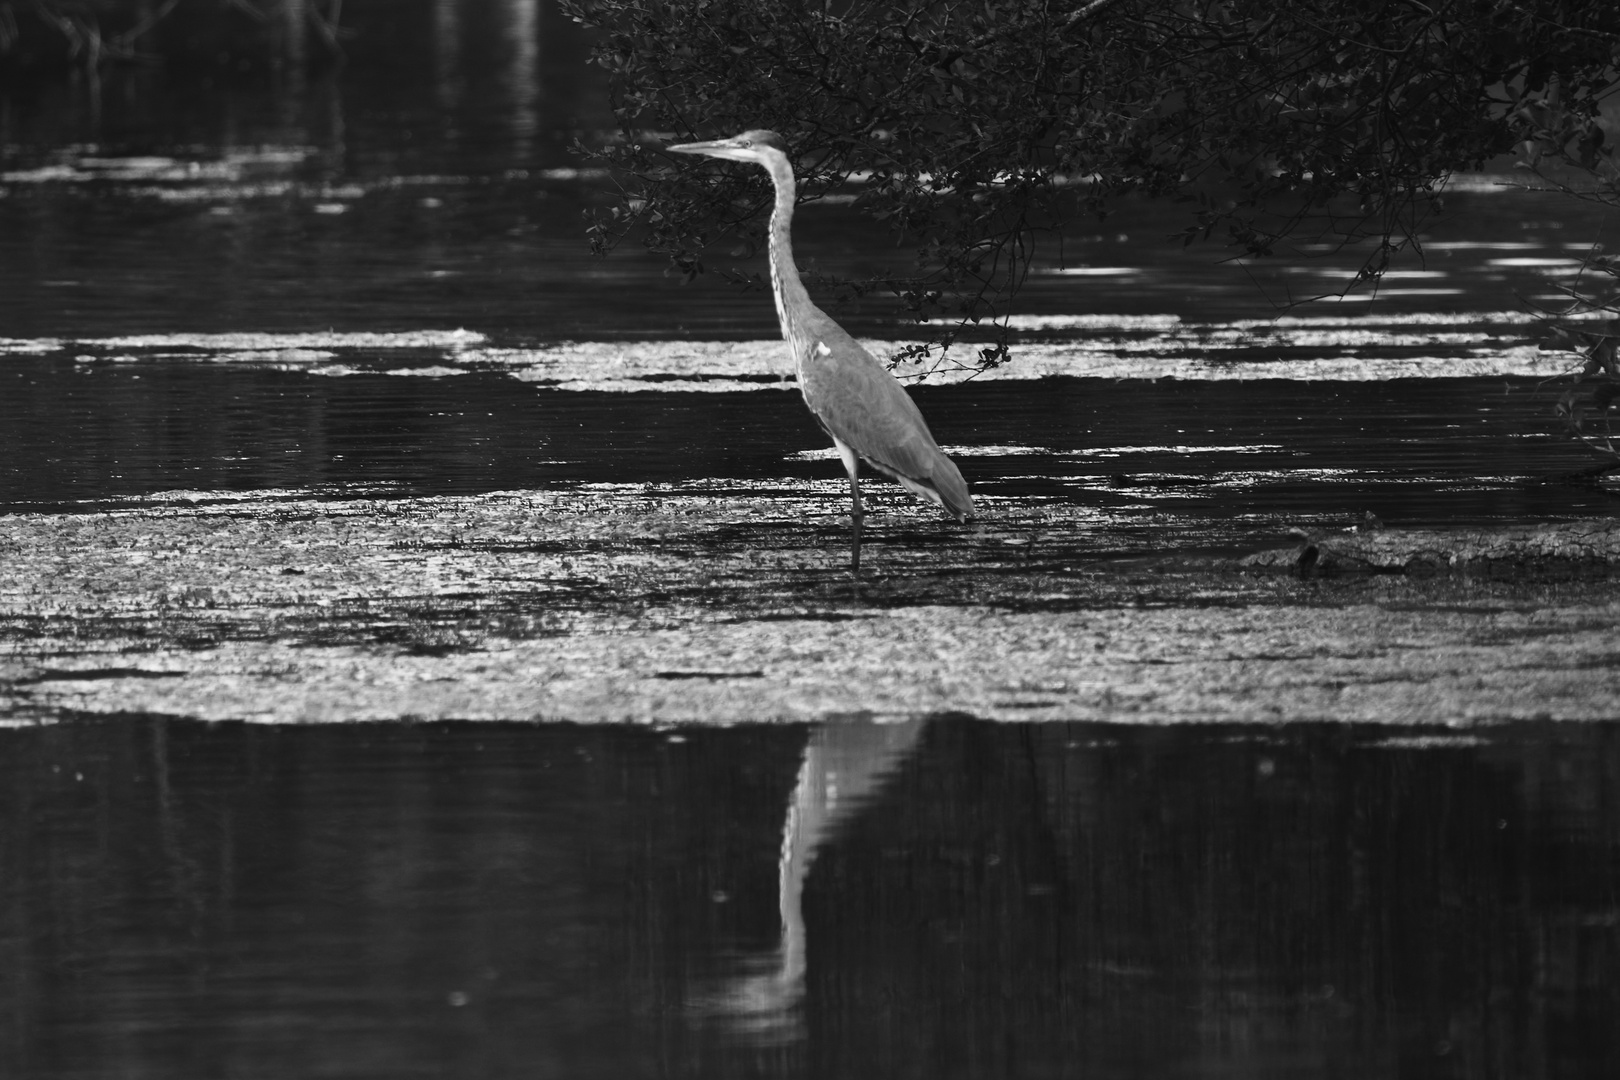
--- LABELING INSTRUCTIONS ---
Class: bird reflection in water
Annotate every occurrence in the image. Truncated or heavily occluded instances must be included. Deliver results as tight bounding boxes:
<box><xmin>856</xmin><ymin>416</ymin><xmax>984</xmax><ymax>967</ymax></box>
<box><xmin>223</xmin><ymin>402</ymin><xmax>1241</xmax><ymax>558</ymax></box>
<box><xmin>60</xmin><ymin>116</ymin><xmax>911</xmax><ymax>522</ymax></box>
<box><xmin>693</xmin><ymin>717</ymin><xmax>926</xmax><ymax>1043</ymax></box>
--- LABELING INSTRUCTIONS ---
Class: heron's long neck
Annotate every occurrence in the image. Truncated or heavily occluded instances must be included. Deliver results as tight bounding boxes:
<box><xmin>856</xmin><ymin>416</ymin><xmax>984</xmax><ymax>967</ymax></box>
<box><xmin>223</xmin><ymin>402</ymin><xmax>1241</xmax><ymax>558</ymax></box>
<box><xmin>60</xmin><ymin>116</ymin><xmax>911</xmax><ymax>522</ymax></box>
<box><xmin>764</xmin><ymin>156</ymin><xmax>812</xmax><ymax>346</ymax></box>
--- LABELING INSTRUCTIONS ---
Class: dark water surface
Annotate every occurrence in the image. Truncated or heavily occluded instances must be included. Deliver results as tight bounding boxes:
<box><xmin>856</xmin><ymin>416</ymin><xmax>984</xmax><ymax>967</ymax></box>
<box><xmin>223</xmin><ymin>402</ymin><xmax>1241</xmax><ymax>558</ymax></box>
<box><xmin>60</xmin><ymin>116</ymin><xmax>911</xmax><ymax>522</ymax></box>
<box><xmin>1</xmin><ymin>359</ymin><xmax>1611</xmax><ymax>529</ymax></box>
<box><xmin>4</xmin><ymin>717</ymin><xmax>1619</xmax><ymax>1080</ymax></box>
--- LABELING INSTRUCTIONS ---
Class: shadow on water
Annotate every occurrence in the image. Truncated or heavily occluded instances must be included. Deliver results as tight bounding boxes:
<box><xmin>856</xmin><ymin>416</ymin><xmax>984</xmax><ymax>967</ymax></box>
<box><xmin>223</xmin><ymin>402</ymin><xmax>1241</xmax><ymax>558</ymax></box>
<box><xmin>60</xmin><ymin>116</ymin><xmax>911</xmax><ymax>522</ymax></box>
<box><xmin>3</xmin><ymin>718</ymin><xmax>1618</xmax><ymax>1079</ymax></box>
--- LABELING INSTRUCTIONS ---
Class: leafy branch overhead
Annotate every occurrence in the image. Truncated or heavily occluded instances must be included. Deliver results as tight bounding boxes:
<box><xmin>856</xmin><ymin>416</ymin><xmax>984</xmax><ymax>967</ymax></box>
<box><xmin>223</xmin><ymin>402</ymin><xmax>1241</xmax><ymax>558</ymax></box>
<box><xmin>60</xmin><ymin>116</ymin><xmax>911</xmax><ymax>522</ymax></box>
<box><xmin>564</xmin><ymin>0</ymin><xmax>1620</xmax><ymax>351</ymax></box>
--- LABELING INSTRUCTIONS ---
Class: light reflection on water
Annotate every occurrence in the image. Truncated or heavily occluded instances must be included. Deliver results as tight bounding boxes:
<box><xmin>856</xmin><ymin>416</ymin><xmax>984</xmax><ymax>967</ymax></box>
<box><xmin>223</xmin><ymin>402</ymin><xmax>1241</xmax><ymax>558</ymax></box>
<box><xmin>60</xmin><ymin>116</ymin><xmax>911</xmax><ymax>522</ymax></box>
<box><xmin>3</xmin><ymin>717</ymin><xmax>1617</xmax><ymax>1079</ymax></box>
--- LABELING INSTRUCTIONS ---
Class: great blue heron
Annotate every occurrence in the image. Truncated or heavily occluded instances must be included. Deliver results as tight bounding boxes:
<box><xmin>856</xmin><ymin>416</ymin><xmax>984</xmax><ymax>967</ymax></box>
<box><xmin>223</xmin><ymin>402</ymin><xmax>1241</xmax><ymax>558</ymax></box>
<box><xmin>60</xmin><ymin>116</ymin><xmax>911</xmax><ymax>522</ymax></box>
<box><xmin>667</xmin><ymin>129</ymin><xmax>974</xmax><ymax>571</ymax></box>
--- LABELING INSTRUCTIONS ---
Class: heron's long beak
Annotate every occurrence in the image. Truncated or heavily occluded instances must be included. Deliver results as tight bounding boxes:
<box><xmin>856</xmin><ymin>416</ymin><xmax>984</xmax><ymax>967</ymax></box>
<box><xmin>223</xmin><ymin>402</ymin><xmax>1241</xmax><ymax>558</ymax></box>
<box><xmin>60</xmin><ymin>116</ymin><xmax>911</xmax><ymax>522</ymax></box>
<box><xmin>666</xmin><ymin>139</ymin><xmax>757</xmax><ymax>163</ymax></box>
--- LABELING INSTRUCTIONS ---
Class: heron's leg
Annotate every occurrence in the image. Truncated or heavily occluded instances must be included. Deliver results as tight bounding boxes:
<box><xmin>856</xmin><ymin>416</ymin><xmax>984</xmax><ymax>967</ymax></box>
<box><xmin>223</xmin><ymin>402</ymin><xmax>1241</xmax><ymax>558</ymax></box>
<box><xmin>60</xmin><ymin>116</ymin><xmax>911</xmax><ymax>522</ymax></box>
<box><xmin>833</xmin><ymin>438</ymin><xmax>864</xmax><ymax>572</ymax></box>
<box><xmin>848</xmin><ymin>472</ymin><xmax>864</xmax><ymax>572</ymax></box>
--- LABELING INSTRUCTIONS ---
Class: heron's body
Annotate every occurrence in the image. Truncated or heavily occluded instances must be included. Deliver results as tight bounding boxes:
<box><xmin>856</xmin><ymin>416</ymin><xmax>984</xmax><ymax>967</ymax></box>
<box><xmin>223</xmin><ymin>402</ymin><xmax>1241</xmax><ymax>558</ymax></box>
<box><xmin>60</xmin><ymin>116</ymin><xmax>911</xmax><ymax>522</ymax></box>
<box><xmin>668</xmin><ymin>130</ymin><xmax>973</xmax><ymax>566</ymax></box>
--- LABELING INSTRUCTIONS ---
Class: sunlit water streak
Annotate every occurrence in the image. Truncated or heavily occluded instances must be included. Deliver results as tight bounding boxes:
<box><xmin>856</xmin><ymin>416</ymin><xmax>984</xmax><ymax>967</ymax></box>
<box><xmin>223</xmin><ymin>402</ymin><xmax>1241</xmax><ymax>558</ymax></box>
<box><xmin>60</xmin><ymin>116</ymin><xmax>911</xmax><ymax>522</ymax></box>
<box><xmin>0</xmin><ymin>309</ymin><xmax>1594</xmax><ymax>390</ymax></box>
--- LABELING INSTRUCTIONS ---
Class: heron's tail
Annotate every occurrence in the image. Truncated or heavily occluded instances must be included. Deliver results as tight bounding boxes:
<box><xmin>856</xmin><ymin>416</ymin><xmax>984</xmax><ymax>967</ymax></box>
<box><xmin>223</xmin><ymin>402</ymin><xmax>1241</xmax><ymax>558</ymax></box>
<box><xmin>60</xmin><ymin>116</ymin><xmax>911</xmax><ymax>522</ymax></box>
<box><xmin>894</xmin><ymin>453</ymin><xmax>974</xmax><ymax>522</ymax></box>
<box><xmin>931</xmin><ymin>454</ymin><xmax>975</xmax><ymax>521</ymax></box>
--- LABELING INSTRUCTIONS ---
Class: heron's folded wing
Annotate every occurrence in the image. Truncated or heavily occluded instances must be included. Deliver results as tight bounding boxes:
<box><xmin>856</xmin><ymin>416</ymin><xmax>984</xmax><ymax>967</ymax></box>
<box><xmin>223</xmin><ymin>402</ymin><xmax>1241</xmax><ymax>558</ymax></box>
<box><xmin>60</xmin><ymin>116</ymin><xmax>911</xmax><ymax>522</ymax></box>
<box><xmin>794</xmin><ymin>313</ymin><xmax>973</xmax><ymax>519</ymax></box>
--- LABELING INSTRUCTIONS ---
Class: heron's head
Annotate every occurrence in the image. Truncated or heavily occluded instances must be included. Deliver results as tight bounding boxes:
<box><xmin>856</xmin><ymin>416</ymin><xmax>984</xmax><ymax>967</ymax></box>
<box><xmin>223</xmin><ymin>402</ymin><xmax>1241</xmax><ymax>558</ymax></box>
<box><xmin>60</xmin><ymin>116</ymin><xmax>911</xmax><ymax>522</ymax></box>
<box><xmin>666</xmin><ymin>129</ymin><xmax>788</xmax><ymax>166</ymax></box>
